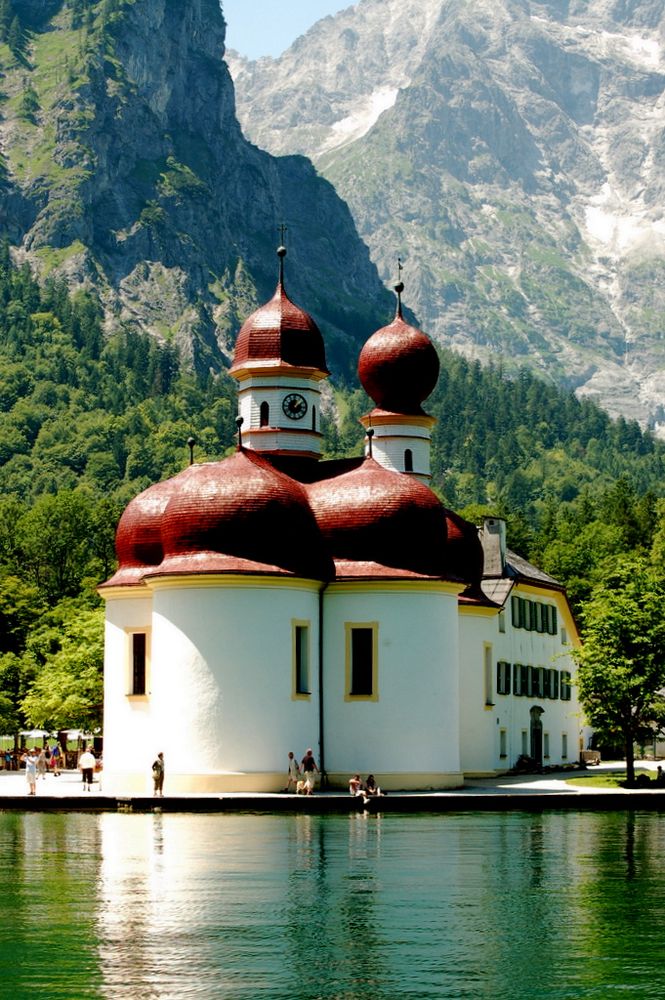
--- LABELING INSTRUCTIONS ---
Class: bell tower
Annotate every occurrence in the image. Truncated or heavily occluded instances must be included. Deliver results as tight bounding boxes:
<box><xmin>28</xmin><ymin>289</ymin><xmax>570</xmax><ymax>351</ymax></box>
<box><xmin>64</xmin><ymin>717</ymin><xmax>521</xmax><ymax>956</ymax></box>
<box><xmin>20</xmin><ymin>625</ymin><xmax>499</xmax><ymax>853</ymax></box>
<box><xmin>358</xmin><ymin>267</ymin><xmax>438</xmax><ymax>483</ymax></box>
<box><xmin>229</xmin><ymin>244</ymin><xmax>329</xmax><ymax>460</ymax></box>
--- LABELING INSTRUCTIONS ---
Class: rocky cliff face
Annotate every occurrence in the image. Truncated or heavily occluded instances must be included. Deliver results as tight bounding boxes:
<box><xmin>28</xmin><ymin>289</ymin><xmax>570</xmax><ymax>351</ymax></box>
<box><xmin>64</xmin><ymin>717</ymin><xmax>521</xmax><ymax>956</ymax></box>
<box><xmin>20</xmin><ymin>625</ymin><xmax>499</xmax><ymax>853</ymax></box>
<box><xmin>0</xmin><ymin>0</ymin><xmax>391</xmax><ymax>378</ymax></box>
<box><xmin>230</xmin><ymin>0</ymin><xmax>665</xmax><ymax>429</ymax></box>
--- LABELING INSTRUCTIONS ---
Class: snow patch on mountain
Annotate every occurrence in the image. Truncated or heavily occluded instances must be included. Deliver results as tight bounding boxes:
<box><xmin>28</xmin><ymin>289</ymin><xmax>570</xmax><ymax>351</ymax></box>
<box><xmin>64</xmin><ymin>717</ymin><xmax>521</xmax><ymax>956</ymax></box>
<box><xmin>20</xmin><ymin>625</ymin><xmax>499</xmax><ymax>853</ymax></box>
<box><xmin>321</xmin><ymin>87</ymin><xmax>399</xmax><ymax>153</ymax></box>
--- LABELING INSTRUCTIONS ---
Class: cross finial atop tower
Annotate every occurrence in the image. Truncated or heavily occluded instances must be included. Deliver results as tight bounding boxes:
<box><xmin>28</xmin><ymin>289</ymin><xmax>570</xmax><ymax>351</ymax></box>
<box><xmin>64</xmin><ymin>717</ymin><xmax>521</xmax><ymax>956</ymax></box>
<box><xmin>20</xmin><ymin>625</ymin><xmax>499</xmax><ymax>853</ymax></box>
<box><xmin>277</xmin><ymin>224</ymin><xmax>288</xmax><ymax>284</ymax></box>
<box><xmin>394</xmin><ymin>256</ymin><xmax>404</xmax><ymax>319</ymax></box>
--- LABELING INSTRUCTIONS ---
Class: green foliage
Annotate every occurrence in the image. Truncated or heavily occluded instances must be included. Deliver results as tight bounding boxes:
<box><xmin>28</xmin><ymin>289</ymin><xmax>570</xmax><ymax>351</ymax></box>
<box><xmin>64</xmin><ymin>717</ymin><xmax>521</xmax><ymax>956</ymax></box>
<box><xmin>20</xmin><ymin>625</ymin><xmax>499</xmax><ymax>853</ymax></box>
<box><xmin>574</xmin><ymin>558</ymin><xmax>665</xmax><ymax>782</ymax></box>
<box><xmin>7</xmin><ymin>13</ymin><xmax>22</xmax><ymax>57</ymax></box>
<box><xmin>20</xmin><ymin>603</ymin><xmax>104</xmax><ymax>730</ymax></box>
<box><xmin>17</xmin><ymin>81</ymin><xmax>39</xmax><ymax>122</ymax></box>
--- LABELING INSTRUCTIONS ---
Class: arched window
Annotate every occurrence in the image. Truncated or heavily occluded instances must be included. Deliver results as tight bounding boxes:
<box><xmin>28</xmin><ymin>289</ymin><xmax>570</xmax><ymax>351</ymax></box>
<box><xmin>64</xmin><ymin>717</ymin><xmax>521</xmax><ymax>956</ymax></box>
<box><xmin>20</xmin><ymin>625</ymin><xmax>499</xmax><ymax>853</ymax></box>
<box><xmin>404</xmin><ymin>448</ymin><xmax>413</xmax><ymax>472</ymax></box>
<box><xmin>260</xmin><ymin>402</ymin><xmax>269</xmax><ymax>427</ymax></box>
<box><xmin>312</xmin><ymin>405</ymin><xmax>316</xmax><ymax>431</ymax></box>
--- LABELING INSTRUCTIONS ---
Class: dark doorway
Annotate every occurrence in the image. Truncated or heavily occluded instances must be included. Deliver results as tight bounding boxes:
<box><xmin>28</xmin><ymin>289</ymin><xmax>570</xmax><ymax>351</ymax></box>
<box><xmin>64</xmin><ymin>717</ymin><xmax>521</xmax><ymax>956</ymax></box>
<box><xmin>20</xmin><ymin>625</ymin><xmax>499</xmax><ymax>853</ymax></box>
<box><xmin>530</xmin><ymin>706</ymin><xmax>544</xmax><ymax>767</ymax></box>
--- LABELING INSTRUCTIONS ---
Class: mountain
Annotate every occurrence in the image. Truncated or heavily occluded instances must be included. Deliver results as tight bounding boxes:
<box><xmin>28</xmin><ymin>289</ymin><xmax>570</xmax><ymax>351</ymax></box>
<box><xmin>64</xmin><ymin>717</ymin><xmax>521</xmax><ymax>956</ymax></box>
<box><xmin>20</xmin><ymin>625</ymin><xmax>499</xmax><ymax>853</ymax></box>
<box><xmin>0</xmin><ymin>0</ymin><xmax>392</xmax><ymax>379</ymax></box>
<box><xmin>229</xmin><ymin>0</ymin><xmax>665</xmax><ymax>430</ymax></box>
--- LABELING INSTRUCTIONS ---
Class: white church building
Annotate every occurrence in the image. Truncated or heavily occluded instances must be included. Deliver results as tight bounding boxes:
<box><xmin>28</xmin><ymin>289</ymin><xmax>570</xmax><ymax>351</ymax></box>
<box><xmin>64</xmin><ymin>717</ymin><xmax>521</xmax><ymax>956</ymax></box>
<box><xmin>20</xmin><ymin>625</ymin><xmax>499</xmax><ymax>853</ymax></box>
<box><xmin>100</xmin><ymin>249</ymin><xmax>582</xmax><ymax>794</ymax></box>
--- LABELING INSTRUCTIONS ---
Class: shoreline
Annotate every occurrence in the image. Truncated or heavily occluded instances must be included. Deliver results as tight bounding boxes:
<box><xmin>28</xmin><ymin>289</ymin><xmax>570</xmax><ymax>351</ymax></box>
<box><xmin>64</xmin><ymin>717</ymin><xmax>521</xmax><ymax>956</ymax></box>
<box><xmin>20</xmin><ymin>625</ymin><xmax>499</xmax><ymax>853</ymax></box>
<box><xmin>2</xmin><ymin>762</ymin><xmax>665</xmax><ymax>813</ymax></box>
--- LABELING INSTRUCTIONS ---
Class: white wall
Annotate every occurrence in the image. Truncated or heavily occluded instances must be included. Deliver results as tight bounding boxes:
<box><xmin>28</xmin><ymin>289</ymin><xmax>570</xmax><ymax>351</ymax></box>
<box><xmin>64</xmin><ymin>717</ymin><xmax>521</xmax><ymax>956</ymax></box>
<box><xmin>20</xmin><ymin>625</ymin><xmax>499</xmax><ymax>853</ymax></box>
<box><xmin>322</xmin><ymin>583</ymin><xmax>461</xmax><ymax>786</ymax></box>
<box><xmin>364</xmin><ymin>421</ymin><xmax>432</xmax><ymax>480</ymax></box>
<box><xmin>459</xmin><ymin>589</ymin><xmax>582</xmax><ymax>775</ymax></box>
<box><xmin>103</xmin><ymin>579</ymin><xmax>322</xmax><ymax>792</ymax></box>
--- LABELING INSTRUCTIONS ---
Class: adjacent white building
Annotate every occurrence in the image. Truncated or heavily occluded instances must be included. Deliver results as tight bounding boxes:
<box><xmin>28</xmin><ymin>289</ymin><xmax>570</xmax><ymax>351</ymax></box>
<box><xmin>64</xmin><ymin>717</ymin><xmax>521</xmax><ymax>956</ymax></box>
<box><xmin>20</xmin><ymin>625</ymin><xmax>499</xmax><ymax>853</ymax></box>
<box><xmin>100</xmin><ymin>251</ymin><xmax>582</xmax><ymax>794</ymax></box>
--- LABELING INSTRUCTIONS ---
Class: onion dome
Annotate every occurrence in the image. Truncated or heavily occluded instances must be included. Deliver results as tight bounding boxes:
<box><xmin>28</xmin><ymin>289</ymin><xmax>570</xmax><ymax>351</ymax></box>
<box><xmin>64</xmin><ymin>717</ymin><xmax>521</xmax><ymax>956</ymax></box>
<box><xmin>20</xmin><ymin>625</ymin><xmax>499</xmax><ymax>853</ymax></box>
<box><xmin>101</xmin><ymin>479</ymin><xmax>175</xmax><ymax>587</ymax></box>
<box><xmin>230</xmin><ymin>247</ymin><xmax>329</xmax><ymax>375</ymax></box>
<box><xmin>154</xmin><ymin>449</ymin><xmax>333</xmax><ymax>581</ymax></box>
<box><xmin>306</xmin><ymin>457</ymin><xmax>450</xmax><ymax>578</ymax></box>
<box><xmin>444</xmin><ymin>508</ymin><xmax>485</xmax><ymax>594</ymax></box>
<box><xmin>358</xmin><ymin>283</ymin><xmax>439</xmax><ymax>415</ymax></box>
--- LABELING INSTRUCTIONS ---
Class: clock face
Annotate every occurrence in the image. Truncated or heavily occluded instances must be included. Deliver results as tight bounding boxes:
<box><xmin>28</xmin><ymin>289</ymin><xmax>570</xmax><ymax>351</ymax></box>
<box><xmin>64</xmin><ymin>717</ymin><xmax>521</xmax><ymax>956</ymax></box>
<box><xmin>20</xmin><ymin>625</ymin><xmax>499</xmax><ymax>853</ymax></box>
<box><xmin>282</xmin><ymin>393</ymin><xmax>308</xmax><ymax>420</ymax></box>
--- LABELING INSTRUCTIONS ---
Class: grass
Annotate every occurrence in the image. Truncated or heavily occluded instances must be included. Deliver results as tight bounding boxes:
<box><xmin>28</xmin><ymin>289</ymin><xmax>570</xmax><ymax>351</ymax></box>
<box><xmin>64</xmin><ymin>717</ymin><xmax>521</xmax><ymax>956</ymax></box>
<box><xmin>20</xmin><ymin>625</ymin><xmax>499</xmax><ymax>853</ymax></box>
<box><xmin>565</xmin><ymin>769</ymin><xmax>656</xmax><ymax>789</ymax></box>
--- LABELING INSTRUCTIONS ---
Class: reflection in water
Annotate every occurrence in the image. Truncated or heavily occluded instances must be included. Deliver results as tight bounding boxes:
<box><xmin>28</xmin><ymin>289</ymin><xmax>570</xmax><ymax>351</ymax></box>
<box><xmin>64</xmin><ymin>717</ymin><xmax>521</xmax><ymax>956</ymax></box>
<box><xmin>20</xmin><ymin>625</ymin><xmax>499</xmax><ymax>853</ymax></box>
<box><xmin>3</xmin><ymin>811</ymin><xmax>665</xmax><ymax>998</ymax></box>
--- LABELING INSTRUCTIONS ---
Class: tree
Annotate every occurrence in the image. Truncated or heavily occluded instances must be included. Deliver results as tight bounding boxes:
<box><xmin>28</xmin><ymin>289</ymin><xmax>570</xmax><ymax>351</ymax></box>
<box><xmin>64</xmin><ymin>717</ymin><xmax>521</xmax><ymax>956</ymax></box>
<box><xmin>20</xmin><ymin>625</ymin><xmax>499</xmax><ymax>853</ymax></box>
<box><xmin>574</xmin><ymin>558</ymin><xmax>665</xmax><ymax>783</ymax></box>
<box><xmin>20</xmin><ymin>604</ymin><xmax>104</xmax><ymax>731</ymax></box>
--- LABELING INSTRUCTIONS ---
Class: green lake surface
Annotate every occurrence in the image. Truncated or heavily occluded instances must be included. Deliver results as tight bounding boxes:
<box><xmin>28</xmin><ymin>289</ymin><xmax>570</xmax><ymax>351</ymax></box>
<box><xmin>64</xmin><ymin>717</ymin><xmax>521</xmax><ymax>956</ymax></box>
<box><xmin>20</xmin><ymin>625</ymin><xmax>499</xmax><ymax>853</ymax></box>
<box><xmin>1</xmin><ymin>809</ymin><xmax>664</xmax><ymax>999</ymax></box>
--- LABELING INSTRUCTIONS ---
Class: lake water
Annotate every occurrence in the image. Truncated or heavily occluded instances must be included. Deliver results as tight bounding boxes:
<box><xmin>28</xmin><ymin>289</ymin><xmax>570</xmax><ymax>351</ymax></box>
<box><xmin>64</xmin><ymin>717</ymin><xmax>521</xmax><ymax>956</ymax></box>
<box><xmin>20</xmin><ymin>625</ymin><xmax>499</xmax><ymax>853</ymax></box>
<box><xmin>2</xmin><ymin>809</ymin><xmax>665</xmax><ymax>999</ymax></box>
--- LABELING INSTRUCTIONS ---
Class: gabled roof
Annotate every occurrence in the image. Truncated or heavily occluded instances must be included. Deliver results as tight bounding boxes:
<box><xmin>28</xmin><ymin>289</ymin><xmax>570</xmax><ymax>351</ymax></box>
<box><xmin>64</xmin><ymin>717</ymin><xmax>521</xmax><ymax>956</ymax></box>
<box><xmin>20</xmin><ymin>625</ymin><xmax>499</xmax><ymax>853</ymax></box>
<box><xmin>480</xmin><ymin>549</ymin><xmax>564</xmax><ymax>607</ymax></box>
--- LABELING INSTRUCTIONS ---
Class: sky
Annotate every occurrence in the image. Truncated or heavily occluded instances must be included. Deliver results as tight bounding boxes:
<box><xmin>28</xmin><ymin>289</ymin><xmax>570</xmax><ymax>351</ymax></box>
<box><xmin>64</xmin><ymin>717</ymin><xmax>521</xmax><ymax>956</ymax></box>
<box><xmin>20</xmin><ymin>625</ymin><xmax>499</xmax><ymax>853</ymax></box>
<box><xmin>221</xmin><ymin>1</ymin><xmax>352</xmax><ymax>59</ymax></box>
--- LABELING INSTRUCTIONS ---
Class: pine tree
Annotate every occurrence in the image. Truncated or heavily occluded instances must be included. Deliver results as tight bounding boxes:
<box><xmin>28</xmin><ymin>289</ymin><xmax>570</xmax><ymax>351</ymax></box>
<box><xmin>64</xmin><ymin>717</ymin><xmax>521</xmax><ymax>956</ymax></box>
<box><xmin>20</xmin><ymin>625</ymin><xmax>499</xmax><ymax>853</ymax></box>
<box><xmin>0</xmin><ymin>0</ymin><xmax>11</xmax><ymax>42</ymax></box>
<box><xmin>7</xmin><ymin>13</ymin><xmax>22</xmax><ymax>57</ymax></box>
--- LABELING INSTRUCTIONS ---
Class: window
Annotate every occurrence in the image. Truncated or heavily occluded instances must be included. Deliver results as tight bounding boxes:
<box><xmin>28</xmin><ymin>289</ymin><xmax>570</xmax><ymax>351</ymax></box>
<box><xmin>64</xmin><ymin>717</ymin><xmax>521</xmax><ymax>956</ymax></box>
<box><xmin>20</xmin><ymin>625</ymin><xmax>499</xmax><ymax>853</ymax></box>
<box><xmin>484</xmin><ymin>644</ymin><xmax>494</xmax><ymax>706</ymax></box>
<box><xmin>561</xmin><ymin>626</ymin><xmax>568</xmax><ymax>645</ymax></box>
<box><xmin>345</xmin><ymin>624</ymin><xmax>378</xmax><ymax>700</ymax></box>
<box><xmin>549</xmin><ymin>669</ymin><xmax>559</xmax><ymax>700</ymax></box>
<box><xmin>513</xmin><ymin>663</ymin><xmax>527</xmax><ymax>697</ymax></box>
<box><xmin>522</xmin><ymin>598</ymin><xmax>532</xmax><ymax>631</ymax></box>
<box><xmin>561</xmin><ymin>671</ymin><xmax>572</xmax><ymax>701</ymax></box>
<box><xmin>521</xmin><ymin>730</ymin><xmax>528</xmax><ymax>756</ymax></box>
<box><xmin>529</xmin><ymin>666</ymin><xmax>544</xmax><ymax>698</ymax></box>
<box><xmin>293</xmin><ymin>622</ymin><xmax>310</xmax><ymax>697</ymax></box>
<box><xmin>260</xmin><ymin>401</ymin><xmax>269</xmax><ymax>427</ymax></box>
<box><xmin>130</xmin><ymin>632</ymin><xmax>147</xmax><ymax>696</ymax></box>
<box><xmin>498</xmin><ymin>610</ymin><xmax>506</xmax><ymax>634</ymax></box>
<box><xmin>404</xmin><ymin>448</ymin><xmax>413</xmax><ymax>473</ymax></box>
<box><xmin>512</xmin><ymin>597</ymin><xmax>558</xmax><ymax>638</ymax></box>
<box><xmin>562</xmin><ymin>733</ymin><xmax>568</xmax><ymax>759</ymax></box>
<box><xmin>499</xmin><ymin>729</ymin><xmax>508</xmax><ymax>759</ymax></box>
<box><xmin>543</xmin><ymin>732</ymin><xmax>550</xmax><ymax>759</ymax></box>
<box><xmin>496</xmin><ymin>660</ymin><xmax>511</xmax><ymax>696</ymax></box>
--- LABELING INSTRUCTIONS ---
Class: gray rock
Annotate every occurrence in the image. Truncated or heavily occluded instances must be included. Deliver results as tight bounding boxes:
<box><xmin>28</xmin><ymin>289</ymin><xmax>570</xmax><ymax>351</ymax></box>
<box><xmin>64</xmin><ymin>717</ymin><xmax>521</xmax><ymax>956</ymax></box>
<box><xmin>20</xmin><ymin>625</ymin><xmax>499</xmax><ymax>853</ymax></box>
<box><xmin>230</xmin><ymin>0</ymin><xmax>665</xmax><ymax>430</ymax></box>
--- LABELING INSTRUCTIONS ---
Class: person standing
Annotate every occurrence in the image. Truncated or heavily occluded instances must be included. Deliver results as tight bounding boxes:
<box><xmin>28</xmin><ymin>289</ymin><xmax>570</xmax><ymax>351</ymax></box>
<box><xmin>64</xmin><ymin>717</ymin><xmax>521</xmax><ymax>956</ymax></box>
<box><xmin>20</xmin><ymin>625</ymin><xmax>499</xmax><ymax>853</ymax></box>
<box><xmin>21</xmin><ymin>748</ymin><xmax>38</xmax><ymax>795</ymax></box>
<box><xmin>152</xmin><ymin>752</ymin><xmax>165</xmax><ymax>796</ymax></box>
<box><xmin>285</xmin><ymin>751</ymin><xmax>300</xmax><ymax>792</ymax></box>
<box><xmin>36</xmin><ymin>748</ymin><xmax>47</xmax><ymax>781</ymax></box>
<box><xmin>50</xmin><ymin>743</ymin><xmax>62</xmax><ymax>776</ymax></box>
<box><xmin>79</xmin><ymin>747</ymin><xmax>96</xmax><ymax>791</ymax></box>
<box><xmin>300</xmin><ymin>748</ymin><xmax>319</xmax><ymax>795</ymax></box>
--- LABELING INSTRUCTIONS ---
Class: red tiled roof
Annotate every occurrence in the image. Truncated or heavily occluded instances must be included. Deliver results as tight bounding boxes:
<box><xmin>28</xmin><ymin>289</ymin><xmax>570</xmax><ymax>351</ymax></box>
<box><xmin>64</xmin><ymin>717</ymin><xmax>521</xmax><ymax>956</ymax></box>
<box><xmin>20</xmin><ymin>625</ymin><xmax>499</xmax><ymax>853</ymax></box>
<box><xmin>230</xmin><ymin>282</ymin><xmax>329</xmax><ymax>374</ymax></box>
<box><xmin>358</xmin><ymin>315</ymin><xmax>439</xmax><ymax>414</ymax></box>
<box><xmin>306</xmin><ymin>457</ymin><xmax>451</xmax><ymax>578</ymax></box>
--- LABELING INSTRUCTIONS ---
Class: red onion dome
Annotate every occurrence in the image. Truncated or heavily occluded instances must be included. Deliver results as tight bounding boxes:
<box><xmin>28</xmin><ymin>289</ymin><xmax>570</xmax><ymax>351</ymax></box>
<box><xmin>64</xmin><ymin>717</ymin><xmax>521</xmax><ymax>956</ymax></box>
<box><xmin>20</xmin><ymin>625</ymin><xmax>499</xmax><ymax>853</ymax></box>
<box><xmin>102</xmin><ymin>479</ymin><xmax>175</xmax><ymax>587</ymax></box>
<box><xmin>157</xmin><ymin>449</ymin><xmax>333</xmax><ymax>580</ymax></box>
<box><xmin>444</xmin><ymin>508</ymin><xmax>484</xmax><ymax>592</ymax></box>
<box><xmin>358</xmin><ymin>315</ymin><xmax>439</xmax><ymax>414</ymax></box>
<box><xmin>306</xmin><ymin>457</ymin><xmax>449</xmax><ymax>577</ymax></box>
<box><xmin>230</xmin><ymin>280</ymin><xmax>328</xmax><ymax>375</ymax></box>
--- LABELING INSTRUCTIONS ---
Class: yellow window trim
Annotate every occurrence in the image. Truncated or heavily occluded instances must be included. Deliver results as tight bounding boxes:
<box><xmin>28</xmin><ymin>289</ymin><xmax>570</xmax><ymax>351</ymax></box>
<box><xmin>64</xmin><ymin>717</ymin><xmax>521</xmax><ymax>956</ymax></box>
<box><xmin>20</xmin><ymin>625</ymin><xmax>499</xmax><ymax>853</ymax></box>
<box><xmin>125</xmin><ymin>627</ymin><xmax>151</xmax><ymax>698</ymax></box>
<box><xmin>344</xmin><ymin>621</ymin><xmax>379</xmax><ymax>702</ymax></box>
<box><xmin>292</xmin><ymin>618</ymin><xmax>311</xmax><ymax>700</ymax></box>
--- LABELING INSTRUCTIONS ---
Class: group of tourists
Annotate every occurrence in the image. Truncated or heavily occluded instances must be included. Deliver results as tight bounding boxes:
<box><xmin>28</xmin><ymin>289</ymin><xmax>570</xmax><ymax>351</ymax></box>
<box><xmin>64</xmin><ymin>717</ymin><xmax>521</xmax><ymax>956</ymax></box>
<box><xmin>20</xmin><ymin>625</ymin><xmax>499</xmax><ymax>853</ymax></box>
<box><xmin>349</xmin><ymin>773</ymin><xmax>383</xmax><ymax>802</ymax></box>
<box><xmin>285</xmin><ymin>749</ymin><xmax>319</xmax><ymax>794</ymax></box>
<box><xmin>283</xmin><ymin>751</ymin><xmax>384</xmax><ymax>800</ymax></box>
<box><xmin>4</xmin><ymin>743</ymin><xmax>64</xmax><ymax>774</ymax></box>
<box><xmin>17</xmin><ymin>744</ymin><xmax>99</xmax><ymax>794</ymax></box>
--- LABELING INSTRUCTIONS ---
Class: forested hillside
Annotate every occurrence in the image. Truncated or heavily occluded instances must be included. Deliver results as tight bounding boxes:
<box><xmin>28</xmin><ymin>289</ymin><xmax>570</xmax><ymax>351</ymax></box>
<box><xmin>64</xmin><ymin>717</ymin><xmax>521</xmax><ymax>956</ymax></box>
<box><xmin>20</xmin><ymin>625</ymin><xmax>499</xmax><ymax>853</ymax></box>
<box><xmin>1</xmin><ymin>250</ymin><xmax>664</xmax><ymax>735</ymax></box>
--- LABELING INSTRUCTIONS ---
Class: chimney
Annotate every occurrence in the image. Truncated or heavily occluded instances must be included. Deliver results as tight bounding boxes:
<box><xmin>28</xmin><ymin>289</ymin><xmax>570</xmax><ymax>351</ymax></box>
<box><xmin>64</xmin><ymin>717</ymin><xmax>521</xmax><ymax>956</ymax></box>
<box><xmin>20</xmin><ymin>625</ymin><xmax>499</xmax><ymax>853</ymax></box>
<box><xmin>481</xmin><ymin>517</ymin><xmax>506</xmax><ymax>577</ymax></box>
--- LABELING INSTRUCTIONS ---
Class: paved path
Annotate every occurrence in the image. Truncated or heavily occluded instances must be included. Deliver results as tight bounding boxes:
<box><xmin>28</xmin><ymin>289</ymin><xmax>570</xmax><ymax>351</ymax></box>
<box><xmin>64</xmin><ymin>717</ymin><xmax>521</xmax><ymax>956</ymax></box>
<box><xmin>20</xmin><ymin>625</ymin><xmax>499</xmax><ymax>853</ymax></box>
<box><xmin>0</xmin><ymin>760</ymin><xmax>663</xmax><ymax>803</ymax></box>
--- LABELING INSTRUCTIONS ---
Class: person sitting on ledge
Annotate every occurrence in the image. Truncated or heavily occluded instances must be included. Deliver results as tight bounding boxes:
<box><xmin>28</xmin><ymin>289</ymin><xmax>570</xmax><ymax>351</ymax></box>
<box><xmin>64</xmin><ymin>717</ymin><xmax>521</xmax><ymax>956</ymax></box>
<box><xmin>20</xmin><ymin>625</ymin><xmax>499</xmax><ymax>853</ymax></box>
<box><xmin>349</xmin><ymin>774</ymin><xmax>364</xmax><ymax>796</ymax></box>
<box><xmin>364</xmin><ymin>774</ymin><xmax>382</xmax><ymax>797</ymax></box>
